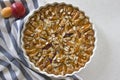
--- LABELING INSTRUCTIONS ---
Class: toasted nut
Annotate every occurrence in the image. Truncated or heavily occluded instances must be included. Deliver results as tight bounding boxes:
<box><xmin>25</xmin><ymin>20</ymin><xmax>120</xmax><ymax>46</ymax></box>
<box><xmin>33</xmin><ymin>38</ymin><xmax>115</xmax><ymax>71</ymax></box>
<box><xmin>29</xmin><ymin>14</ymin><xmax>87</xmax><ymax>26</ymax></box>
<box><xmin>72</xmin><ymin>11</ymin><xmax>80</xmax><ymax>20</ymax></box>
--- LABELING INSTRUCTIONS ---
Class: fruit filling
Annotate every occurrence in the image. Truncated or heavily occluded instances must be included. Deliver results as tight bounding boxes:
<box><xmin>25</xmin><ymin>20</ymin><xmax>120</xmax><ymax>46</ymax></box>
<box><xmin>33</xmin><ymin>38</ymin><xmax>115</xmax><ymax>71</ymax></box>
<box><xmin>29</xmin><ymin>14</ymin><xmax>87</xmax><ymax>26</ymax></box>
<box><xmin>22</xmin><ymin>3</ymin><xmax>95</xmax><ymax>75</ymax></box>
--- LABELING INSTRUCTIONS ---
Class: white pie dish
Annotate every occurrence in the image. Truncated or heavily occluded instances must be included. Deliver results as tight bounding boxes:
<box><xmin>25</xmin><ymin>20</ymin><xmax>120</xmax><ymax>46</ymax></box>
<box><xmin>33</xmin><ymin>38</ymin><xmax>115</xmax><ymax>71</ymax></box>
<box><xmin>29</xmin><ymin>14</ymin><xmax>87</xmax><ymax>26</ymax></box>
<box><xmin>21</xmin><ymin>2</ymin><xmax>97</xmax><ymax>78</ymax></box>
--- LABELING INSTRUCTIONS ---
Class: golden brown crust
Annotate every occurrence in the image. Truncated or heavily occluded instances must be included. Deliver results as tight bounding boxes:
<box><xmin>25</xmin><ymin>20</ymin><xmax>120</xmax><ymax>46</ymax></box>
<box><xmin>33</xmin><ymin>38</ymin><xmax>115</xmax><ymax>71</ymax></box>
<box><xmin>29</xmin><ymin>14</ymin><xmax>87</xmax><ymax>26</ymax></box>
<box><xmin>22</xmin><ymin>3</ymin><xmax>95</xmax><ymax>75</ymax></box>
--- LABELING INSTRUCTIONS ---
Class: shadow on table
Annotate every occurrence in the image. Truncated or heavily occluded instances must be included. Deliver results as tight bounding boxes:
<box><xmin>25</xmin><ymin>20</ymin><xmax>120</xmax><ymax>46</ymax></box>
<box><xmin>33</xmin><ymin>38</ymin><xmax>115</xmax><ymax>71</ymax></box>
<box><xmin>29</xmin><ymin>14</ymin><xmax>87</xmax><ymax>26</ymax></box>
<box><xmin>78</xmin><ymin>25</ymin><xmax>112</xmax><ymax>80</ymax></box>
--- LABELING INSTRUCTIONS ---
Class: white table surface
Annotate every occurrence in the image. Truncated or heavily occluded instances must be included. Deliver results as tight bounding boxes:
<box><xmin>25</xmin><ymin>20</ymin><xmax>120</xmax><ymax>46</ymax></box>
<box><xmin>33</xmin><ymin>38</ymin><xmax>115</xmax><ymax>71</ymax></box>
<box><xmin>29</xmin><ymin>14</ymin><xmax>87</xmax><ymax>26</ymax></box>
<box><xmin>45</xmin><ymin>0</ymin><xmax>120</xmax><ymax>80</ymax></box>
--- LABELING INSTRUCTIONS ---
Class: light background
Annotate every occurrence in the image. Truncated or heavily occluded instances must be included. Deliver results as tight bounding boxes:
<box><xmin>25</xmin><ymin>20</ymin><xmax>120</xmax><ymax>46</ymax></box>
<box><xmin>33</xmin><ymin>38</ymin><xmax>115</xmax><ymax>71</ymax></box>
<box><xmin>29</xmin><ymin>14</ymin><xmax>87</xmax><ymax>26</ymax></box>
<box><xmin>45</xmin><ymin>0</ymin><xmax>120</xmax><ymax>80</ymax></box>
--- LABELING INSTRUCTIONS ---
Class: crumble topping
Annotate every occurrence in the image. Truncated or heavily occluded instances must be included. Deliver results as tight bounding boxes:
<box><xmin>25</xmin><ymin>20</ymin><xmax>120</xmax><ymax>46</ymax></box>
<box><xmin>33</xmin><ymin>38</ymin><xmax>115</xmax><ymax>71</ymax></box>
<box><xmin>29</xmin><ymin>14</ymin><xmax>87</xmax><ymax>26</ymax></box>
<box><xmin>22</xmin><ymin>3</ymin><xmax>95</xmax><ymax>75</ymax></box>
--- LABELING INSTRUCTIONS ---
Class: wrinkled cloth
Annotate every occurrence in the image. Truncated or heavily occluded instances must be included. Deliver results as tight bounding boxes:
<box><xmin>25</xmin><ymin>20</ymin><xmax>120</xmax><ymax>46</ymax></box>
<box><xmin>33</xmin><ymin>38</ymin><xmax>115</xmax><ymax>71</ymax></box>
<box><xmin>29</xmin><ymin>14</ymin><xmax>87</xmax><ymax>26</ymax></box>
<box><xmin>0</xmin><ymin>0</ymin><xmax>83</xmax><ymax>80</ymax></box>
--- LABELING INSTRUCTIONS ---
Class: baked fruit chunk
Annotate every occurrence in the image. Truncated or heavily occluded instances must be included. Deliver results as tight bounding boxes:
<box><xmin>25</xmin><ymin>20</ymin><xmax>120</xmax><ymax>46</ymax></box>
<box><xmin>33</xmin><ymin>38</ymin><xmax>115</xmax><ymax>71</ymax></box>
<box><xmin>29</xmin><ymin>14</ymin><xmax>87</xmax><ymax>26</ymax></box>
<box><xmin>22</xmin><ymin>3</ymin><xmax>95</xmax><ymax>75</ymax></box>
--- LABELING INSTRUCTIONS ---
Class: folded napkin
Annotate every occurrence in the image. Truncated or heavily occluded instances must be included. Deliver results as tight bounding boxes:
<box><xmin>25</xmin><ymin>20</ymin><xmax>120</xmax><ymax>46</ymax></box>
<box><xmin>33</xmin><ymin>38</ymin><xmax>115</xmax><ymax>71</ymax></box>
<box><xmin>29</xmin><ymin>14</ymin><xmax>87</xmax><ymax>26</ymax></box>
<box><xmin>0</xmin><ymin>0</ymin><xmax>83</xmax><ymax>80</ymax></box>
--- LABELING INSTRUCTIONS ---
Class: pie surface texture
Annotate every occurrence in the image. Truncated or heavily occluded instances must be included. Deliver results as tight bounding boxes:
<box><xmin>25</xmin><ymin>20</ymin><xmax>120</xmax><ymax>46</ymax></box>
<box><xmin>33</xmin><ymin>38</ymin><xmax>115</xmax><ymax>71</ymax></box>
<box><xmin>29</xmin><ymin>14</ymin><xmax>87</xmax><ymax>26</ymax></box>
<box><xmin>22</xmin><ymin>3</ymin><xmax>95</xmax><ymax>75</ymax></box>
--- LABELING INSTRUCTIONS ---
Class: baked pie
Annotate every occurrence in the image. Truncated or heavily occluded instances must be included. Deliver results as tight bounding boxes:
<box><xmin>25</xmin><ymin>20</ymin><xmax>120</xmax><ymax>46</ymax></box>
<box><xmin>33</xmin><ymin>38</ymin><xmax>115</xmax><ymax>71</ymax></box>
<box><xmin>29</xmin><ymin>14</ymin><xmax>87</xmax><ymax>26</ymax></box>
<box><xmin>22</xmin><ymin>3</ymin><xmax>95</xmax><ymax>75</ymax></box>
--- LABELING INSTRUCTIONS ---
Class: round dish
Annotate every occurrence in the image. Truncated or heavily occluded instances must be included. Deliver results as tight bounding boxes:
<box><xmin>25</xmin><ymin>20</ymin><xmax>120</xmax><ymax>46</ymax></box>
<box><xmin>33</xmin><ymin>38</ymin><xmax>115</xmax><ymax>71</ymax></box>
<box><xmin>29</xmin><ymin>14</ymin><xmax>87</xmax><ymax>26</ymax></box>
<box><xmin>21</xmin><ymin>2</ymin><xmax>96</xmax><ymax>78</ymax></box>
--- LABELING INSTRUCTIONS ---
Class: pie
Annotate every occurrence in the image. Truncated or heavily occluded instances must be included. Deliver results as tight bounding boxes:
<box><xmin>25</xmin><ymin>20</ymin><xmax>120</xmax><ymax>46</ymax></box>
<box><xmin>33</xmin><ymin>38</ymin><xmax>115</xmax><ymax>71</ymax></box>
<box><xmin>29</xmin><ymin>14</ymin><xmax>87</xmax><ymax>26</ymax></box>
<box><xmin>22</xmin><ymin>3</ymin><xmax>95</xmax><ymax>75</ymax></box>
